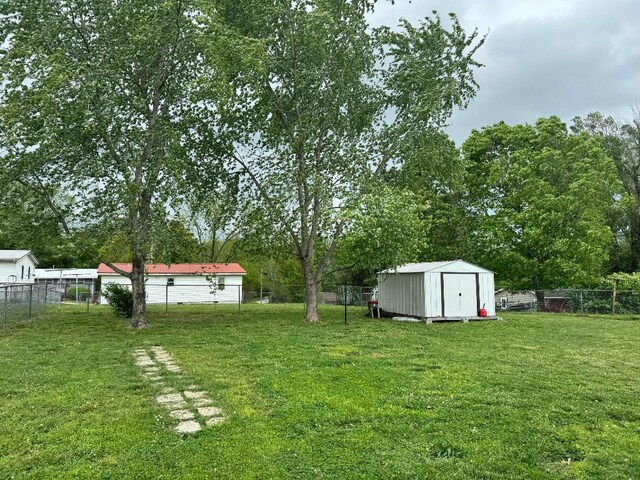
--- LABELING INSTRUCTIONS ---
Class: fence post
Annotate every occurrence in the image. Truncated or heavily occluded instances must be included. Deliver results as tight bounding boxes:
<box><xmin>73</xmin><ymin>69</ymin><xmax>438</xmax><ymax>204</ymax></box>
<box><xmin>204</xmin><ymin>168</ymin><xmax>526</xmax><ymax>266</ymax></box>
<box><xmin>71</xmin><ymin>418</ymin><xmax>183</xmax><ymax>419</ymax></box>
<box><xmin>580</xmin><ymin>290</ymin><xmax>583</xmax><ymax>314</ymax></box>
<box><xmin>44</xmin><ymin>284</ymin><xmax>48</xmax><ymax>316</ymax></box>
<box><xmin>238</xmin><ymin>285</ymin><xmax>241</xmax><ymax>312</ymax></box>
<box><xmin>3</xmin><ymin>287</ymin><xmax>7</xmax><ymax>327</ymax></box>
<box><xmin>165</xmin><ymin>284</ymin><xmax>169</xmax><ymax>313</ymax></box>
<box><xmin>28</xmin><ymin>284</ymin><xmax>33</xmax><ymax>319</ymax></box>
<box><xmin>612</xmin><ymin>279</ymin><xmax>618</xmax><ymax>315</ymax></box>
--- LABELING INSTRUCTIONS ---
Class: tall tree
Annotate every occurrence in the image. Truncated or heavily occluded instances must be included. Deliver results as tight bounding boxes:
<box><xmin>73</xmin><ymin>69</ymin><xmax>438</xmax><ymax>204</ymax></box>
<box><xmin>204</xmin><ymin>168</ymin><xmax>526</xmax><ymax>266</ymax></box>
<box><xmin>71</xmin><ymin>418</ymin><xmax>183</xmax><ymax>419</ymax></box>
<box><xmin>463</xmin><ymin>117</ymin><xmax>625</xmax><ymax>306</ymax></box>
<box><xmin>571</xmin><ymin>110</ymin><xmax>640</xmax><ymax>272</ymax></box>
<box><xmin>386</xmin><ymin>131</ymin><xmax>473</xmax><ymax>261</ymax></box>
<box><xmin>334</xmin><ymin>186</ymin><xmax>426</xmax><ymax>285</ymax></box>
<box><xmin>0</xmin><ymin>0</ymin><xmax>240</xmax><ymax>326</ymax></box>
<box><xmin>0</xmin><ymin>182</ymin><xmax>96</xmax><ymax>267</ymax></box>
<box><xmin>230</xmin><ymin>3</ymin><xmax>484</xmax><ymax>321</ymax></box>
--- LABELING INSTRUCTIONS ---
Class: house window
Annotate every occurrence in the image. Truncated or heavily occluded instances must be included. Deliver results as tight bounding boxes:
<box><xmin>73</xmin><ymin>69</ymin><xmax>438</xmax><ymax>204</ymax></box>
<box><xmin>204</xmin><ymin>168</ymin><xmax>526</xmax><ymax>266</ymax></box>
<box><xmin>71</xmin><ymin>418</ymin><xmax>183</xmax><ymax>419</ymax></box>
<box><xmin>500</xmin><ymin>298</ymin><xmax>507</xmax><ymax>310</ymax></box>
<box><xmin>218</xmin><ymin>277</ymin><xmax>225</xmax><ymax>291</ymax></box>
<box><xmin>167</xmin><ymin>278</ymin><xmax>175</xmax><ymax>286</ymax></box>
<box><xmin>21</xmin><ymin>266</ymin><xmax>24</xmax><ymax>279</ymax></box>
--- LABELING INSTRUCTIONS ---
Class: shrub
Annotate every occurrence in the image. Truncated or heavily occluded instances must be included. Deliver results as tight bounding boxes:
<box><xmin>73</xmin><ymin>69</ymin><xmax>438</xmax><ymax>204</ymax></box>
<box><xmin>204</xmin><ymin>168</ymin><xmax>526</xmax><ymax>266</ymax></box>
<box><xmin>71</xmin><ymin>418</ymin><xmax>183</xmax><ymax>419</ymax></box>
<box><xmin>65</xmin><ymin>286</ymin><xmax>90</xmax><ymax>302</ymax></box>
<box><xmin>102</xmin><ymin>283</ymin><xmax>133</xmax><ymax>318</ymax></box>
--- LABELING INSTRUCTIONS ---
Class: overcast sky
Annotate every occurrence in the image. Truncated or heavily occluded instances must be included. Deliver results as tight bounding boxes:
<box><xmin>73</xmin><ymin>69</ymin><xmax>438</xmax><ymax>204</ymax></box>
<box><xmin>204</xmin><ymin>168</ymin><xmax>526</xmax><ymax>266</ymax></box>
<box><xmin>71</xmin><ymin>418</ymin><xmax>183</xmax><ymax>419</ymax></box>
<box><xmin>370</xmin><ymin>0</ymin><xmax>640</xmax><ymax>145</ymax></box>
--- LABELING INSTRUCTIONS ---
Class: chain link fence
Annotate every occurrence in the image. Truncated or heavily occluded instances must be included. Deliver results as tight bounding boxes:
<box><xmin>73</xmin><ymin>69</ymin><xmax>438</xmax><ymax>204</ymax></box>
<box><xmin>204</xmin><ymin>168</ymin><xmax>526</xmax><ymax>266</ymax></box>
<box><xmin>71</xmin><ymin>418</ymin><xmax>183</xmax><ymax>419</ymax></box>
<box><xmin>97</xmin><ymin>283</ymin><xmax>376</xmax><ymax>312</ymax></box>
<box><xmin>496</xmin><ymin>289</ymin><xmax>640</xmax><ymax>314</ymax></box>
<box><xmin>245</xmin><ymin>285</ymin><xmax>377</xmax><ymax>306</ymax></box>
<box><xmin>1</xmin><ymin>283</ymin><xmax>63</xmax><ymax>329</ymax></box>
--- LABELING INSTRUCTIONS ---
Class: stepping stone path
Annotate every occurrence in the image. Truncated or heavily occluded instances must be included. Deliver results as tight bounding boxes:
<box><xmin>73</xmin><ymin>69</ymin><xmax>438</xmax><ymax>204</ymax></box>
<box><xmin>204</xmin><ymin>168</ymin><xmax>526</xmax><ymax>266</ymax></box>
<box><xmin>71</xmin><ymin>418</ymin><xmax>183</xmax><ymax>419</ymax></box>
<box><xmin>132</xmin><ymin>346</ymin><xmax>226</xmax><ymax>434</ymax></box>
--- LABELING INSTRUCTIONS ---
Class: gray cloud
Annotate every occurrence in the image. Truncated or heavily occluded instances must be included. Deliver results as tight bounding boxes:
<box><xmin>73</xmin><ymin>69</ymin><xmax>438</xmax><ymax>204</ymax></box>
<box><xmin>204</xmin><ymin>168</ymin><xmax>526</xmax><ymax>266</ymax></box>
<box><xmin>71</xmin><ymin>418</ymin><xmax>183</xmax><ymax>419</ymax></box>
<box><xmin>370</xmin><ymin>0</ymin><xmax>640</xmax><ymax>144</ymax></box>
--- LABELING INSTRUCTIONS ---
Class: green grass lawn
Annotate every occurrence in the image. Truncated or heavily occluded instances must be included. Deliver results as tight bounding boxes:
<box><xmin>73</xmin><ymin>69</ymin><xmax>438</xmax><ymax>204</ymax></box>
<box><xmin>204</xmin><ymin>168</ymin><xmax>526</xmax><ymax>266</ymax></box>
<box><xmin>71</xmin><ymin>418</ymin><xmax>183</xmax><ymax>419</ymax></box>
<box><xmin>1</xmin><ymin>305</ymin><xmax>639</xmax><ymax>479</ymax></box>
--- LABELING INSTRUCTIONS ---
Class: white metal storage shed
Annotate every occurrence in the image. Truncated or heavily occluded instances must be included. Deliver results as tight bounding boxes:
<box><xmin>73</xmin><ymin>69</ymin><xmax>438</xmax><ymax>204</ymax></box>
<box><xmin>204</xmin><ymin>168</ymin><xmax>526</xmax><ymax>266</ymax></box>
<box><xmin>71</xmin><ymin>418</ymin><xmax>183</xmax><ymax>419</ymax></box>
<box><xmin>377</xmin><ymin>260</ymin><xmax>496</xmax><ymax>320</ymax></box>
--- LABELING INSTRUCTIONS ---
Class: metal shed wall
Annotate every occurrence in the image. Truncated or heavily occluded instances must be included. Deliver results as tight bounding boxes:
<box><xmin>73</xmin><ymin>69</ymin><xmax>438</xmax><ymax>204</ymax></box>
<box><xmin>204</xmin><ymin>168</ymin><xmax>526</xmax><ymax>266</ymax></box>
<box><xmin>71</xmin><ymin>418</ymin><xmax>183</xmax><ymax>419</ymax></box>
<box><xmin>478</xmin><ymin>273</ymin><xmax>496</xmax><ymax>316</ymax></box>
<box><xmin>424</xmin><ymin>272</ymin><xmax>442</xmax><ymax>317</ymax></box>
<box><xmin>378</xmin><ymin>272</ymin><xmax>425</xmax><ymax>318</ymax></box>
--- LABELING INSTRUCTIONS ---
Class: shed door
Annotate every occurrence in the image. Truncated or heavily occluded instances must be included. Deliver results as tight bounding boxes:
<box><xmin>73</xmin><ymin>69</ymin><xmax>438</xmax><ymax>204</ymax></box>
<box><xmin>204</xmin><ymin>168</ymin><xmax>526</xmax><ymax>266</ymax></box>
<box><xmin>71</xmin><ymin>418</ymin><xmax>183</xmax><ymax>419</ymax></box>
<box><xmin>442</xmin><ymin>274</ymin><xmax>478</xmax><ymax>317</ymax></box>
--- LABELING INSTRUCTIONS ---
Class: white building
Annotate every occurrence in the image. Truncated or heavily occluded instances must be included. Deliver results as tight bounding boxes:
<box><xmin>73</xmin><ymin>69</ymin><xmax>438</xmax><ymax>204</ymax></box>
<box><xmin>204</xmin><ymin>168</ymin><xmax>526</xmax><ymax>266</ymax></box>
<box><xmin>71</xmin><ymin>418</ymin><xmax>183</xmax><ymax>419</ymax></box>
<box><xmin>34</xmin><ymin>268</ymin><xmax>99</xmax><ymax>301</ymax></box>
<box><xmin>378</xmin><ymin>260</ymin><xmax>496</xmax><ymax>320</ymax></box>
<box><xmin>0</xmin><ymin>250</ymin><xmax>39</xmax><ymax>284</ymax></box>
<box><xmin>34</xmin><ymin>268</ymin><xmax>98</xmax><ymax>287</ymax></box>
<box><xmin>97</xmin><ymin>263</ymin><xmax>247</xmax><ymax>305</ymax></box>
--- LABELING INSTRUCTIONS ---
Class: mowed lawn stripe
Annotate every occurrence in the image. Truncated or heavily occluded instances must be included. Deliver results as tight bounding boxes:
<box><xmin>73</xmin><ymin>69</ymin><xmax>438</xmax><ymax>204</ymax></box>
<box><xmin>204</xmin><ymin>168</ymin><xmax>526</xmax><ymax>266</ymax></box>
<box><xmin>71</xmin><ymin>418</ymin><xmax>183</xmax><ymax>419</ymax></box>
<box><xmin>0</xmin><ymin>305</ymin><xmax>639</xmax><ymax>479</ymax></box>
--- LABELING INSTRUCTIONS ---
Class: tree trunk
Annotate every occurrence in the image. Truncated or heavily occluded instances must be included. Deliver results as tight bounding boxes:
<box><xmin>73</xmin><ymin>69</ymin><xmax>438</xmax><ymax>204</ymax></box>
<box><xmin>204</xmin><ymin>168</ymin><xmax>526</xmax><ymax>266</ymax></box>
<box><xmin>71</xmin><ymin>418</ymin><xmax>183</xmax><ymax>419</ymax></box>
<box><xmin>301</xmin><ymin>258</ymin><xmax>320</xmax><ymax>322</ymax></box>
<box><xmin>535</xmin><ymin>290</ymin><xmax>546</xmax><ymax>312</ymax></box>
<box><xmin>130</xmin><ymin>250</ymin><xmax>148</xmax><ymax>328</ymax></box>
<box><xmin>305</xmin><ymin>279</ymin><xmax>320</xmax><ymax>322</ymax></box>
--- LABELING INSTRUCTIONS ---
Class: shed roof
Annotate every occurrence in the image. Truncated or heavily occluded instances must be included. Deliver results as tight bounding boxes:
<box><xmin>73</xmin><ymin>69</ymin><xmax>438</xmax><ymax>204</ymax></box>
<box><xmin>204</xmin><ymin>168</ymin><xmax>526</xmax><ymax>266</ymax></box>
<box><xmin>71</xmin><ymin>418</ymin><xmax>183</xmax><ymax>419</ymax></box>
<box><xmin>0</xmin><ymin>250</ymin><xmax>39</xmax><ymax>264</ymax></box>
<box><xmin>379</xmin><ymin>260</ymin><xmax>492</xmax><ymax>274</ymax></box>
<box><xmin>97</xmin><ymin>263</ymin><xmax>246</xmax><ymax>275</ymax></box>
<box><xmin>34</xmin><ymin>268</ymin><xmax>98</xmax><ymax>280</ymax></box>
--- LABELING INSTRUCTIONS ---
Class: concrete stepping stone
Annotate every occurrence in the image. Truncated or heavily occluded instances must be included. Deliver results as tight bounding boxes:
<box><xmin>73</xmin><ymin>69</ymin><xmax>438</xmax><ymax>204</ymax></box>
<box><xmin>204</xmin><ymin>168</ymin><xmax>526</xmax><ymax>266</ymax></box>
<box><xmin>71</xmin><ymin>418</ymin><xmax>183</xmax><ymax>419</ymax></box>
<box><xmin>205</xmin><ymin>416</ymin><xmax>226</xmax><ymax>426</ymax></box>
<box><xmin>135</xmin><ymin>358</ymin><xmax>156</xmax><ymax>367</ymax></box>
<box><xmin>175</xmin><ymin>420</ymin><xmax>201</xmax><ymax>434</ymax></box>
<box><xmin>156</xmin><ymin>393</ymin><xmax>183</xmax><ymax>404</ymax></box>
<box><xmin>169</xmin><ymin>409</ymin><xmax>196</xmax><ymax>420</ymax></box>
<box><xmin>164</xmin><ymin>400</ymin><xmax>188</xmax><ymax>409</ymax></box>
<box><xmin>197</xmin><ymin>406</ymin><xmax>223</xmax><ymax>417</ymax></box>
<box><xmin>135</xmin><ymin>345</ymin><xmax>227</xmax><ymax>434</ymax></box>
<box><xmin>134</xmin><ymin>354</ymin><xmax>151</xmax><ymax>360</ymax></box>
<box><xmin>183</xmin><ymin>390</ymin><xmax>207</xmax><ymax>400</ymax></box>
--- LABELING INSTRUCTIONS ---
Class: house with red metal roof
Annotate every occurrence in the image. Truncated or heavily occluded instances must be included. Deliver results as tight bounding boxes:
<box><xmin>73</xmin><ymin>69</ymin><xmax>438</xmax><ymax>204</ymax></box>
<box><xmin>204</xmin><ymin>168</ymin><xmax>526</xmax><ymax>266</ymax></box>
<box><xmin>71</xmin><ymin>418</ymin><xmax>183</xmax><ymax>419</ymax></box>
<box><xmin>97</xmin><ymin>263</ymin><xmax>247</xmax><ymax>305</ymax></box>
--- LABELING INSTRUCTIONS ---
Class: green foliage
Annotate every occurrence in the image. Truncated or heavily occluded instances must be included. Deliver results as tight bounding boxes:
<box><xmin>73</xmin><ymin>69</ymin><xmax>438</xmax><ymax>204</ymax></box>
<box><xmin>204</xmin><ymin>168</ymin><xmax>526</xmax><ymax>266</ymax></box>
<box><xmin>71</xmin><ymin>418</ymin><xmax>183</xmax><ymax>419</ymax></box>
<box><xmin>65</xmin><ymin>286</ymin><xmax>90</xmax><ymax>302</ymax></box>
<box><xmin>102</xmin><ymin>283</ymin><xmax>133</xmax><ymax>318</ymax></box>
<box><xmin>386</xmin><ymin>130</ymin><xmax>473</xmax><ymax>260</ymax></box>
<box><xmin>97</xmin><ymin>233</ymin><xmax>134</xmax><ymax>263</ymax></box>
<box><xmin>0</xmin><ymin>183</ymin><xmax>95</xmax><ymax>267</ymax></box>
<box><xmin>572</xmin><ymin>110</ymin><xmax>640</xmax><ymax>272</ymax></box>
<box><xmin>150</xmin><ymin>219</ymin><xmax>200</xmax><ymax>264</ymax></box>
<box><xmin>337</xmin><ymin>186</ymin><xmax>426</xmax><ymax>283</ymax></box>
<box><xmin>606</xmin><ymin>272</ymin><xmax>640</xmax><ymax>292</ymax></box>
<box><xmin>464</xmin><ymin>117</ymin><xmax>625</xmax><ymax>290</ymax></box>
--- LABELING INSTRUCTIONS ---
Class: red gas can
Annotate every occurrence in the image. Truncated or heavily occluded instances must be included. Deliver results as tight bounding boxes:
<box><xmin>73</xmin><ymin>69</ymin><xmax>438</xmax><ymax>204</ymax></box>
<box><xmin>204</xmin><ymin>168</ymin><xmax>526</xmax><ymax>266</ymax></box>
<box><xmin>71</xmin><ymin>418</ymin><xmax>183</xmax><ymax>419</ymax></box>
<box><xmin>478</xmin><ymin>303</ymin><xmax>487</xmax><ymax>317</ymax></box>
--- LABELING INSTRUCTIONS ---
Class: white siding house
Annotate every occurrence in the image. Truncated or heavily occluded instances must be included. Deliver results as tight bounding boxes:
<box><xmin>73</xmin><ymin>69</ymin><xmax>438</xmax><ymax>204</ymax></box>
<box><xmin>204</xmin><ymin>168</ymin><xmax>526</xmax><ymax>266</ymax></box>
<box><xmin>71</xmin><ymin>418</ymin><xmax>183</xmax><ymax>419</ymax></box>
<box><xmin>0</xmin><ymin>250</ymin><xmax>39</xmax><ymax>284</ymax></box>
<box><xmin>378</xmin><ymin>260</ymin><xmax>496</xmax><ymax>320</ymax></box>
<box><xmin>97</xmin><ymin>263</ymin><xmax>246</xmax><ymax>305</ymax></box>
